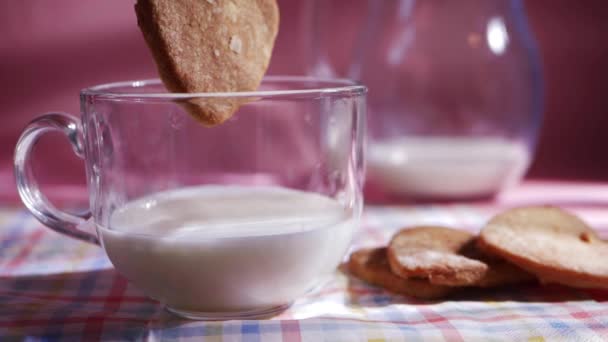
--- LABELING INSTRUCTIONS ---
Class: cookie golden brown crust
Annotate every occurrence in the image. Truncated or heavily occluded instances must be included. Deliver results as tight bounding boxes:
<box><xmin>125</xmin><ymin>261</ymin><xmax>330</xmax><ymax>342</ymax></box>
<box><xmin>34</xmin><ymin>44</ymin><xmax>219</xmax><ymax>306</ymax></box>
<box><xmin>387</xmin><ymin>226</ymin><xmax>489</xmax><ymax>286</ymax></box>
<box><xmin>478</xmin><ymin>206</ymin><xmax>608</xmax><ymax>289</ymax></box>
<box><xmin>135</xmin><ymin>0</ymin><xmax>279</xmax><ymax>125</ymax></box>
<box><xmin>347</xmin><ymin>248</ymin><xmax>453</xmax><ymax>300</ymax></box>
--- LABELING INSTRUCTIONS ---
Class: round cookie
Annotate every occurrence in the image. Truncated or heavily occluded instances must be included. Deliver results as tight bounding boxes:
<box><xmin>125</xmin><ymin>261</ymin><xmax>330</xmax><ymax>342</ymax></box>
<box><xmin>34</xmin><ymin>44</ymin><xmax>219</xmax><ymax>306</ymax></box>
<box><xmin>348</xmin><ymin>248</ymin><xmax>453</xmax><ymax>299</ymax></box>
<box><xmin>135</xmin><ymin>0</ymin><xmax>279</xmax><ymax>125</ymax></box>
<box><xmin>478</xmin><ymin>206</ymin><xmax>608</xmax><ymax>289</ymax></box>
<box><xmin>387</xmin><ymin>226</ymin><xmax>488</xmax><ymax>286</ymax></box>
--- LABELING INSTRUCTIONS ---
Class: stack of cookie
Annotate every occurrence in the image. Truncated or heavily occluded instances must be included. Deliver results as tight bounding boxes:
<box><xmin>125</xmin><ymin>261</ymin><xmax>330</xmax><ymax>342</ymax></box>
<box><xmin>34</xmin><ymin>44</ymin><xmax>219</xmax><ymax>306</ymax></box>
<box><xmin>348</xmin><ymin>207</ymin><xmax>608</xmax><ymax>299</ymax></box>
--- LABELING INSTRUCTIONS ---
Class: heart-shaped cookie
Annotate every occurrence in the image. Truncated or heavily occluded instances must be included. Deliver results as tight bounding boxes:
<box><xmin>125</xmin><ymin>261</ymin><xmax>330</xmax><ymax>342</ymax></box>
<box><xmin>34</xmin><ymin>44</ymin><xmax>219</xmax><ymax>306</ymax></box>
<box><xmin>348</xmin><ymin>247</ymin><xmax>453</xmax><ymax>299</ymax></box>
<box><xmin>387</xmin><ymin>226</ymin><xmax>533</xmax><ymax>287</ymax></box>
<box><xmin>387</xmin><ymin>226</ymin><xmax>488</xmax><ymax>286</ymax></box>
<box><xmin>135</xmin><ymin>0</ymin><xmax>279</xmax><ymax>125</ymax></box>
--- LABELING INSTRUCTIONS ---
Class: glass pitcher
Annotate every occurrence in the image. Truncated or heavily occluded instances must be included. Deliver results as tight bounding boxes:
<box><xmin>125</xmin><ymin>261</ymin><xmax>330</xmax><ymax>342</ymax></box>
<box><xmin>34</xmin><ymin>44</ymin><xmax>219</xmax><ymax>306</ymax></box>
<box><xmin>305</xmin><ymin>0</ymin><xmax>543</xmax><ymax>200</ymax></box>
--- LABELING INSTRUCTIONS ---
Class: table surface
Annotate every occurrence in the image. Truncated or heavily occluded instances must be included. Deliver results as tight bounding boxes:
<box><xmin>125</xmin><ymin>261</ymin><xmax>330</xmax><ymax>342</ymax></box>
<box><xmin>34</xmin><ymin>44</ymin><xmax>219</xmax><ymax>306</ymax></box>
<box><xmin>2</xmin><ymin>181</ymin><xmax>608</xmax><ymax>341</ymax></box>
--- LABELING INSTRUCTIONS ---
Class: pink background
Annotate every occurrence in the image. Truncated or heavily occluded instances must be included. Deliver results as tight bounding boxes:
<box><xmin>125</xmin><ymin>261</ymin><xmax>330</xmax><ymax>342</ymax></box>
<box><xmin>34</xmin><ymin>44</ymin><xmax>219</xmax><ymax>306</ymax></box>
<box><xmin>1</xmin><ymin>0</ymin><xmax>607</xmax><ymax>204</ymax></box>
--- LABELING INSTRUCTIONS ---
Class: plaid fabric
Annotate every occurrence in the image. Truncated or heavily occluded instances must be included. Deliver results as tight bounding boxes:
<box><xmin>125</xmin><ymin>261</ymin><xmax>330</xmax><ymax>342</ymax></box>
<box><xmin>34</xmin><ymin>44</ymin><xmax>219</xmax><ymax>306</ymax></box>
<box><xmin>2</xmin><ymin>181</ymin><xmax>608</xmax><ymax>341</ymax></box>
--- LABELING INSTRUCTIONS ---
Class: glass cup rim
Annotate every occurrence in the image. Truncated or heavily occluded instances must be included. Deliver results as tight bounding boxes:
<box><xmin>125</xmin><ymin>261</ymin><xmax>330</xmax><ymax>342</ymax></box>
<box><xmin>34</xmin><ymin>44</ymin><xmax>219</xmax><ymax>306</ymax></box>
<box><xmin>80</xmin><ymin>75</ymin><xmax>367</xmax><ymax>101</ymax></box>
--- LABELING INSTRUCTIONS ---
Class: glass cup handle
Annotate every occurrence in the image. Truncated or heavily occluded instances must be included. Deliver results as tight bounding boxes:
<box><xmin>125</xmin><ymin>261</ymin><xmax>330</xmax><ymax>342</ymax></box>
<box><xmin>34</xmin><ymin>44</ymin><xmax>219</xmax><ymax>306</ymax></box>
<box><xmin>14</xmin><ymin>113</ymin><xmax>99</xmax><ymax>245</ymax></box>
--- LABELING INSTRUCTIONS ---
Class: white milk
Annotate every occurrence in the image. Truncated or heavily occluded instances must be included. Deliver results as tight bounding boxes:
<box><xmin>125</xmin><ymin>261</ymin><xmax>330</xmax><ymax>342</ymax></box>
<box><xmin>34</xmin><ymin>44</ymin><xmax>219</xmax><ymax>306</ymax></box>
<box><xmin>367</xmin><ymin>137</ymin><xmax>530</xmax><ymax>199</ymax></box>
<box><xmin>99</xmin><ymin>186</ymin><xmax>356</xmax><ymax>313</ymax></box>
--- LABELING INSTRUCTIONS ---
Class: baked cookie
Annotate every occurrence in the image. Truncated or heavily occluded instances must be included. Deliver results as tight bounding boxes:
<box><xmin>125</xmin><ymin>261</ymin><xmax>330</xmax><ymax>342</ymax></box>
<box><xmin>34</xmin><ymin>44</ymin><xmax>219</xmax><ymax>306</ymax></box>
<box><xmin>135</xmin><ymin>0</ymin><xmax>279</xmax><ymax>125</ymax></box>
<box><xmin>347</xmin><ymin>247</ymin><xmax>453</xmax><ymax>299</ymax></box>
<box><xmin>387</xmin><ymin>226</ymin><xmax>488</xmax><ymax>286</ymax></box>
<box><xmin>388</xmin><ymin>226</ymin><xmax>533</xmax><ymax>287</ymax></box>
<box><xmin>478</xmin><ymin>206</ymin><xmax>608</xmax><ymax>289</ymax></box>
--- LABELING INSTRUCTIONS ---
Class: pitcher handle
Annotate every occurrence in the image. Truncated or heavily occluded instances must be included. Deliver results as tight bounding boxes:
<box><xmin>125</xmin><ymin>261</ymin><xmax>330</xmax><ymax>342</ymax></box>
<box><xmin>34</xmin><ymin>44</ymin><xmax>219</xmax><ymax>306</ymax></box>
<box><xmin>14</xmin><ymin>113</ymin><xmax>99</xmax><ymax>245</ymax></box>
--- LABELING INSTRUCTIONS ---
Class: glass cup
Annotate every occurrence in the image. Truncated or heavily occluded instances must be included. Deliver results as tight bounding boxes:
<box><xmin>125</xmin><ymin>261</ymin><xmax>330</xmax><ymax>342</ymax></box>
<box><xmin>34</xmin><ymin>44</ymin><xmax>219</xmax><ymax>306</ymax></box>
<box><xmin>14</xmin><ymin>76</ymin><xmax>366</xmax><ymax>320</ymax></box>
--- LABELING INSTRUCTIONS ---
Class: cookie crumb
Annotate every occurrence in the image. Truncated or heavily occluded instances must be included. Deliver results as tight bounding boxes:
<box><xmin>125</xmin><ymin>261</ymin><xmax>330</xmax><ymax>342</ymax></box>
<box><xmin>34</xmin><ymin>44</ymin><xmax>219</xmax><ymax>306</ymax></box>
<box><xmin>214</xmin><ymin>49</ymin><xmax>220</xmax><ymax>57</ymax></box>
<box><xmin>230</xmin><ymin>35</ymin><xmax>242</xmax><ymax>53</ymax></box>
<box><xmin>580</xmin><ymin>232</ymin><xmax>592</xmax><ymax>243</ymax></box>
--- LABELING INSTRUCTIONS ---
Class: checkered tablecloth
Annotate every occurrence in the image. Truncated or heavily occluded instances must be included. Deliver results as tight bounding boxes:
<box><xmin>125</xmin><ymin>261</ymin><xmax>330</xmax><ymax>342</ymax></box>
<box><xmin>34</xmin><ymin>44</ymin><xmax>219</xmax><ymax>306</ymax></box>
<box><xmin>2</xmin><ymin>181</ymin><xmax>608</xmax><ymax>341</ymax></box>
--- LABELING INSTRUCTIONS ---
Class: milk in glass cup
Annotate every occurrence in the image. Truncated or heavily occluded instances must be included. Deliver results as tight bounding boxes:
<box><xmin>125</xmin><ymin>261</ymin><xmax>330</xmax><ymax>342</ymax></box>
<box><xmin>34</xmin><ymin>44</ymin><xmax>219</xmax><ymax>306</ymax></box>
<box><xmin>14</xmin><ymin>76</ymin><xmax>366</xmax><ymax>320</ymax></box>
